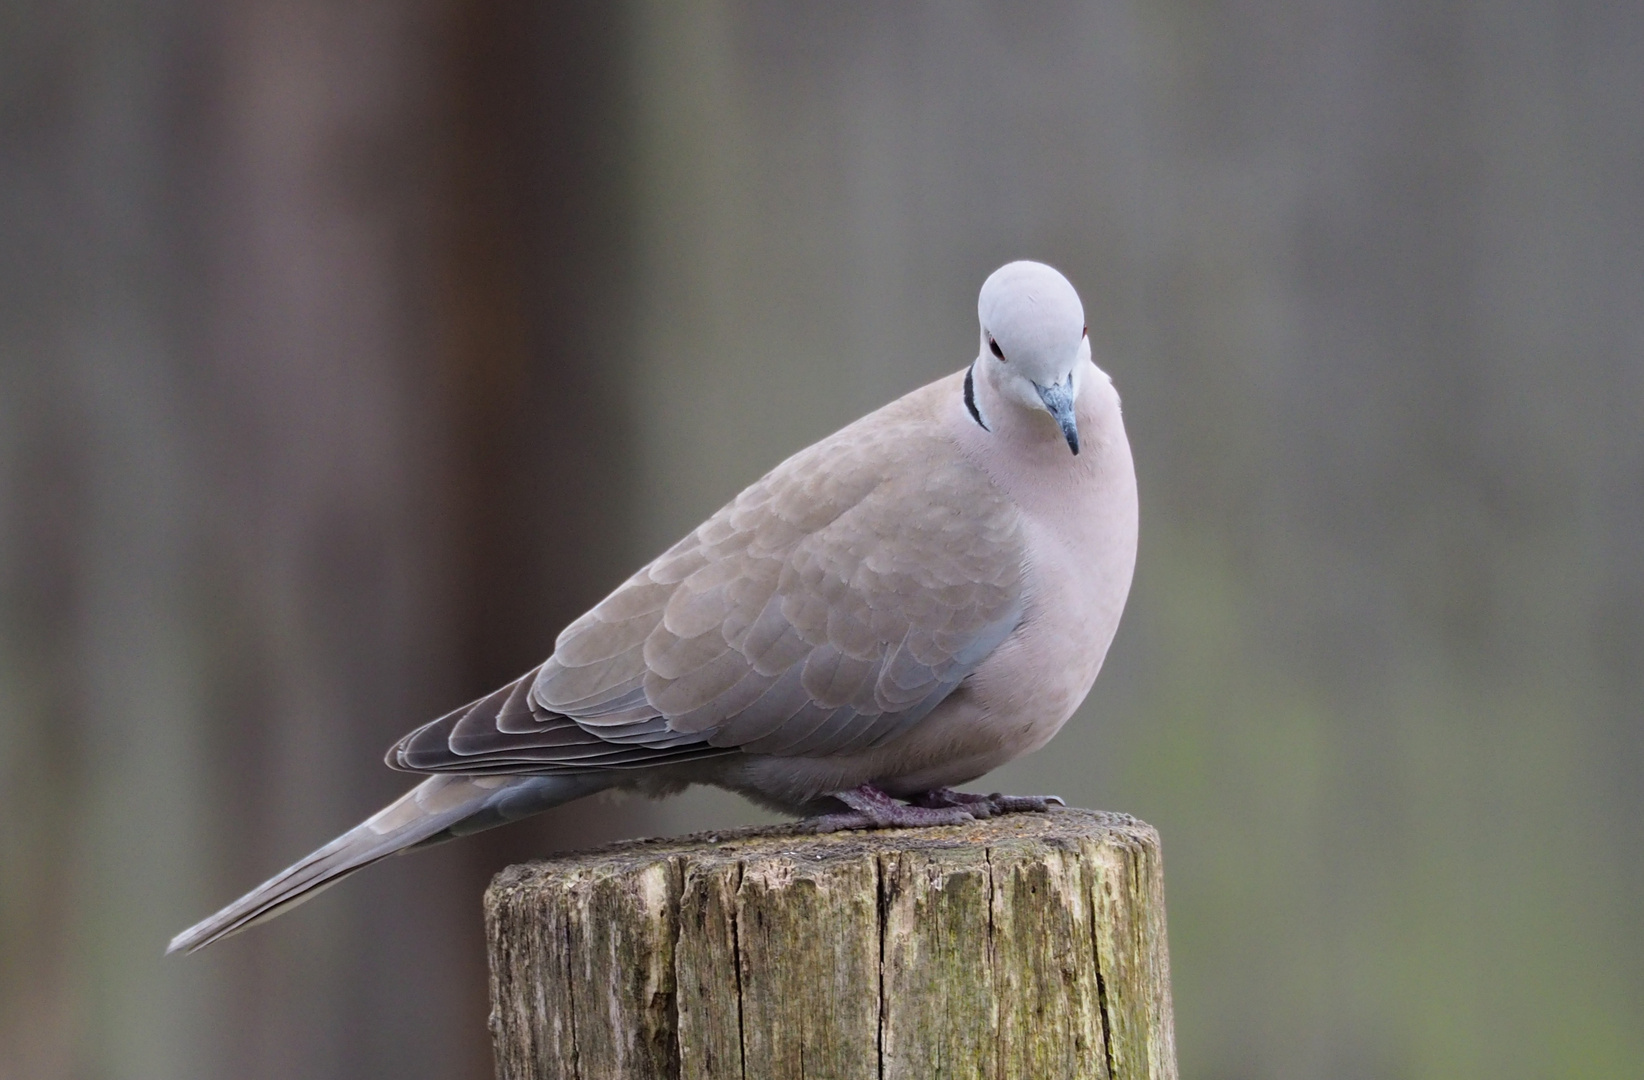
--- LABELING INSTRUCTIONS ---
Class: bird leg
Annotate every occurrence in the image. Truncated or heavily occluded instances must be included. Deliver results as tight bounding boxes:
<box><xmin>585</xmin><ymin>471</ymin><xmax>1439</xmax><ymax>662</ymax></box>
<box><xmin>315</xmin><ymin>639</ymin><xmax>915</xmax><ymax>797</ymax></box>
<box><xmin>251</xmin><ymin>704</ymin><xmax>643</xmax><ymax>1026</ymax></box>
<box><xmin>908</xmin><ymin>788</ymin><xmax>1065</xmax><ymax>818</ymax></box>
<box><xmin>800</xmin><ymin>784</ymin><xmax>974</xmax><ymax>832</ymax></box>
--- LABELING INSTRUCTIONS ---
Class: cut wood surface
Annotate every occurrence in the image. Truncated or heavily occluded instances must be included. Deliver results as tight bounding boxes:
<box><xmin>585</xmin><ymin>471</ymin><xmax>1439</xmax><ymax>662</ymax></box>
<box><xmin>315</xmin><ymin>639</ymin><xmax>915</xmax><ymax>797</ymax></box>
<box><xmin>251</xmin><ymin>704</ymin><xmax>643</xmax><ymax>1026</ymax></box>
<box><xmin>485</xmin><ymin>807</ymin><xmax>1176</xmax><ymax>1080</ymax></box>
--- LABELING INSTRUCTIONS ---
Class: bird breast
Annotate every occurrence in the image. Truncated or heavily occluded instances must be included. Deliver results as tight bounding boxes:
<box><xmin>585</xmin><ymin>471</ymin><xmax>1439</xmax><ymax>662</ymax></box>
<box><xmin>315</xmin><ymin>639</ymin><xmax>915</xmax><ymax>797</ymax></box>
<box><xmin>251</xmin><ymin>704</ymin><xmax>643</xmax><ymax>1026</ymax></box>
<box><xmin>954</xmin><ymin>363</ymin><xmax>1139</xmax><ymax>759</ymax></box>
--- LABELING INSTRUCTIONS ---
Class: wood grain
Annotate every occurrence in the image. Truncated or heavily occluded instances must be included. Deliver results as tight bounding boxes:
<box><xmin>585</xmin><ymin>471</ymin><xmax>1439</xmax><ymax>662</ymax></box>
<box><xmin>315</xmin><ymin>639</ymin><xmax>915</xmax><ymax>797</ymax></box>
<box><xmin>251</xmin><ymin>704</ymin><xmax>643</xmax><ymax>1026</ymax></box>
<box><xmin>486</xmin><ymin>808</ymin><xmax>1176</xmax><ymax>1079</ymax></box>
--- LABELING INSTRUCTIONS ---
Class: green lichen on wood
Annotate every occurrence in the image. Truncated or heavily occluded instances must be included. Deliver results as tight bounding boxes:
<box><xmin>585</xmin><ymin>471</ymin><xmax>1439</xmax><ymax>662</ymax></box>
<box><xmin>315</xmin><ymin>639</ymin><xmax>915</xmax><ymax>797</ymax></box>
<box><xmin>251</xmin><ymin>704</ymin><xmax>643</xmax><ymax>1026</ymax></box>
<box><xmin>878</xmin><ymin>845</ymin><xmax>995</xmax><ymax>1078</ymax></box>
<box><xmin>486</xmin><ymin>809</ymin><xmax>1177</xmax><ymax>1080</ymax></box>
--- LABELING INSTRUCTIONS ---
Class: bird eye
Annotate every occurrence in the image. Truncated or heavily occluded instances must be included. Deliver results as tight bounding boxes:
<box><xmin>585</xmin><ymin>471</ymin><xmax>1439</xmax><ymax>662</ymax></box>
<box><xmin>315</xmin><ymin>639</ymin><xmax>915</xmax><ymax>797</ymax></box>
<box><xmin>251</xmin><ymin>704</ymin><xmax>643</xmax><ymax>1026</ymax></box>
<box><xmin>989</xmin><ymin>338</ymin><xmax>1006</xmax><ymax>361</ymax></box>
<box><xmin>1082</xmin><ymin>326</ymin><xmax>1088</xmax><ymax>339</ymax></box>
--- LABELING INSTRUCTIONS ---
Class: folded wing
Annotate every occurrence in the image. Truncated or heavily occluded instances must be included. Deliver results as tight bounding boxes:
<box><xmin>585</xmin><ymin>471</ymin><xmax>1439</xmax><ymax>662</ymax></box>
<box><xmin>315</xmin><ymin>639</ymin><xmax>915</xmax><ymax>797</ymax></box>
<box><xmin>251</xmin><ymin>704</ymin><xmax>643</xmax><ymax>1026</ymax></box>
<box><xmin>388</xmin><ymin>407</ymin><xmax>1027</xmax><ymax>775</ymax></box>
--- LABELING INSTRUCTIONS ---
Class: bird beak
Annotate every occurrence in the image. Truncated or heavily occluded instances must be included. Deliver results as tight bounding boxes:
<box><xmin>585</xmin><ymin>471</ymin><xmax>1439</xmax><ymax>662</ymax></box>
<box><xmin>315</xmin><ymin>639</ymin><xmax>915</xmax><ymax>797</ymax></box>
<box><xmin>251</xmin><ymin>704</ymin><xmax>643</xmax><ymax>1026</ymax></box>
<box><xmin>1034</xmin><ymin>376</ymin><xmax>1080</xmax><ymax>455</ymax></box>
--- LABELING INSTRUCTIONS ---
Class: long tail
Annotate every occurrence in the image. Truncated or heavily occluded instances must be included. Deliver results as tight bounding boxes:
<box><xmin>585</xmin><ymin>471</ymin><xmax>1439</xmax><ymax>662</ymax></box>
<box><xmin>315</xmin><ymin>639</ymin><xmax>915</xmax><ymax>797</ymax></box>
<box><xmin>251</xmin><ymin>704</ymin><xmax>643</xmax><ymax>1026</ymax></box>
<box><xmin>167</xmin><ymin>772</ymin><xmax>614</xmax><ymax>954</ymax></box>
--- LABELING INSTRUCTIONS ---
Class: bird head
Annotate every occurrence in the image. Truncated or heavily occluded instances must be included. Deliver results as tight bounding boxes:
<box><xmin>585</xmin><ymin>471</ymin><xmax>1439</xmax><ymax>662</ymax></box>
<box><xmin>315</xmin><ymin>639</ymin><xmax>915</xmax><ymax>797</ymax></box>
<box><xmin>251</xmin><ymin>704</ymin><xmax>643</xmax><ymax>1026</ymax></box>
<box><xmin>975</xmin><ymin>260</ymin><xmax>1088</xmax><ymax>455</ymax></box>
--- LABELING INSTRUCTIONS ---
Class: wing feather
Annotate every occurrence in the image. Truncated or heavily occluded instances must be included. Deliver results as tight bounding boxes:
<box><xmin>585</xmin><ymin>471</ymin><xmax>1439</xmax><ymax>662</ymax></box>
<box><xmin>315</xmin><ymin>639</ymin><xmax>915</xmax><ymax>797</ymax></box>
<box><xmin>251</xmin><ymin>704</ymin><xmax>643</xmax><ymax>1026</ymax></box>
<box><xmin>387</xmin><ymin>384</ymin><xmax>1027</xmax><ymax>776</ymax></box>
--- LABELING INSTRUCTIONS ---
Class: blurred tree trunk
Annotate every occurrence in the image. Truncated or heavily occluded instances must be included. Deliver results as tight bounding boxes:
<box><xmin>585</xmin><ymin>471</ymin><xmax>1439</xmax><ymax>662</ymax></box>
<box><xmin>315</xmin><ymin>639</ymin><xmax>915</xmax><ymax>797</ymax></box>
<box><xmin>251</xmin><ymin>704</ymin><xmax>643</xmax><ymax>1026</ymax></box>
<box><xmin>0</xmin><ymin>2</ymin><xmax>646</xmax><ymax>1078</ymax></box>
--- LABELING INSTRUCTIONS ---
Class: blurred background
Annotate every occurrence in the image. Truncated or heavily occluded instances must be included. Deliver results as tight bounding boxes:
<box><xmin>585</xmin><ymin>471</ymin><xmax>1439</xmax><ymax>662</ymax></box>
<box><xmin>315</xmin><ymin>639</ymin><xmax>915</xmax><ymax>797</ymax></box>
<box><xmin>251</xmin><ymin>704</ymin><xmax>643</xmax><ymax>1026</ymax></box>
<box><xmin>3</xmin><ymin>2</ymin><xmax>1640</xmax><ymax>1078</ymax></box>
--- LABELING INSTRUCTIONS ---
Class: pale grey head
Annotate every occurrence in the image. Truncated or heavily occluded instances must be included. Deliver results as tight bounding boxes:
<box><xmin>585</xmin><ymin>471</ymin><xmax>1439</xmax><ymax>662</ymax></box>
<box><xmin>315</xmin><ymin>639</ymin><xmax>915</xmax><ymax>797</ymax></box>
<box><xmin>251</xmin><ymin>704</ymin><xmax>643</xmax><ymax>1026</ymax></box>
<box><xmin>974</xmin><ymin>260</ymin><xmax>1089</xmax><ymax>454</ymax></box>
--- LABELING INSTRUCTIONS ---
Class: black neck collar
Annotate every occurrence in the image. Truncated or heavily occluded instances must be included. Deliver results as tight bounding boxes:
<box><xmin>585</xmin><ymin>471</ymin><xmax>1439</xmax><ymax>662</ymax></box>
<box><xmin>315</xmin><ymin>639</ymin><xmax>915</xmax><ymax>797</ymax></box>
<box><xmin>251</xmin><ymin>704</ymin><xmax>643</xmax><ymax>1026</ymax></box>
<box><xmin>963</xmin><ymin>364</ymin><xmax>989</xmax><ymax>432</ymax></box>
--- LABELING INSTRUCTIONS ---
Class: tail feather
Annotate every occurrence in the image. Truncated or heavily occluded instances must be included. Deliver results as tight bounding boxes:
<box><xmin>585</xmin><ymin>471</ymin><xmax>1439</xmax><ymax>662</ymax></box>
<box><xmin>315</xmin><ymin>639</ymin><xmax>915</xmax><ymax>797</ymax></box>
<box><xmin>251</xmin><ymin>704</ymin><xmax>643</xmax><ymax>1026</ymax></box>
<box><xmin>167</xmin><ymin>772</ymin><xmax>612</xmax><ymax>954</ymax></box>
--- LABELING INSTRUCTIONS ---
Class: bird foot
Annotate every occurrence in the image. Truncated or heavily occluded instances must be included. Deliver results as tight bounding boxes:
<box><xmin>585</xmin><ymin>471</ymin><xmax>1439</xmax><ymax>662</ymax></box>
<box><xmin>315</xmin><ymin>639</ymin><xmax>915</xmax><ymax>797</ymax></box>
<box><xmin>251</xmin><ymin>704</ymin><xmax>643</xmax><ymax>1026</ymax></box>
<box><xmin>908</xmin><ymin>788</ymin><xmax>1066</xmax><ymax>818</ymax></box>
<box><xmin>799</xmin><ymin>784</ymin><xmax>973</xmax><ymax>833</ymax></box>
<box><xmin>798</xmin><ymin>785</ymin><xmax>1064</xmax><ymax>833</ymax></box>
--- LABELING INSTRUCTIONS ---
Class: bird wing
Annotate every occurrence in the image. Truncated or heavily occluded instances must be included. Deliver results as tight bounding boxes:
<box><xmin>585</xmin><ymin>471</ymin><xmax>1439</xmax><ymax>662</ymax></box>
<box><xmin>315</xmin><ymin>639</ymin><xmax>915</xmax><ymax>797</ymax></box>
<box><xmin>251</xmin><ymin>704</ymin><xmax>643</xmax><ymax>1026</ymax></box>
<box><xmin>389</xmin><ymin>391</ymin><xmax>1027</xmax><ymax>773</ymax></box>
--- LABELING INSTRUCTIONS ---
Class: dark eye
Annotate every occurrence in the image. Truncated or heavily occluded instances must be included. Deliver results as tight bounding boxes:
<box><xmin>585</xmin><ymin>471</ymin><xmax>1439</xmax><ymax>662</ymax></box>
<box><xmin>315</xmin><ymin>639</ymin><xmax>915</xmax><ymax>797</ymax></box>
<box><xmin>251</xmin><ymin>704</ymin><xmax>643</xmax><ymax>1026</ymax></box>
<box><xmin>989</xmin><ymin>338</ymin><xmax>1006</xmax><ymax>361</ymax></box>
<box><xmin>1082</xmin><ymin>325</ymin><xmax>1088</xmax><ymax>339</ymax></box>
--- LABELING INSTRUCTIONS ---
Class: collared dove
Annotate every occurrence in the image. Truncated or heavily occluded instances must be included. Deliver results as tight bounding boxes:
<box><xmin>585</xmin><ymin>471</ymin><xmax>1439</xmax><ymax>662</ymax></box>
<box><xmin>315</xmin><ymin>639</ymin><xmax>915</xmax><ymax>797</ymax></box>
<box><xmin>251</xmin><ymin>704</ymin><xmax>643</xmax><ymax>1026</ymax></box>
<box><xmin>169</xmin><ymin>260</ymin><xmax>1138</xmax><ymax>954</ymax></box>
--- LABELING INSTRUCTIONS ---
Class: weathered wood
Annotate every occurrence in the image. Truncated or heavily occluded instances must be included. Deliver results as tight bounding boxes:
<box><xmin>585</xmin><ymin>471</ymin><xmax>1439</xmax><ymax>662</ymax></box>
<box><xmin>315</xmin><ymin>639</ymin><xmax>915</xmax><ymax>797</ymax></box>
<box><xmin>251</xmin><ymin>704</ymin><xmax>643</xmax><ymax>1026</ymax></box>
<box><xmin>485</xmin><ymin>808</ymin><xmax>1176</xmax><ymax>1080</ymax></box>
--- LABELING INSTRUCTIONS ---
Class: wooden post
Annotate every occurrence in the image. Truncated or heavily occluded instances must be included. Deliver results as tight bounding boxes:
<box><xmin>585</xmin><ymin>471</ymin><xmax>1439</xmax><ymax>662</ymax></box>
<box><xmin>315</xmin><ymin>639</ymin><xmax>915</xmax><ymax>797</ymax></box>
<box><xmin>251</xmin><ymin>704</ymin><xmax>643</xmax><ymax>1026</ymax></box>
<box><xmin>485</xmin><ymin>808</ymin><xmax>1177</xmax><ymax>1080</ymax></box>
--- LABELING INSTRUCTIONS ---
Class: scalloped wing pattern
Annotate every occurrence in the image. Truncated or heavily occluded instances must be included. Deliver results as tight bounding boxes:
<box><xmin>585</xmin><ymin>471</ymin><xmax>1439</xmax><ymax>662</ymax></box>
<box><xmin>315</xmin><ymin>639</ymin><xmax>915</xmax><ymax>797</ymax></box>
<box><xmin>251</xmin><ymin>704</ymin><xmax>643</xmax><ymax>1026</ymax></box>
<box><xmin>389</xmin><ymin>392</ymin><xmax>1026</xmax><ymax>775</ymax></box>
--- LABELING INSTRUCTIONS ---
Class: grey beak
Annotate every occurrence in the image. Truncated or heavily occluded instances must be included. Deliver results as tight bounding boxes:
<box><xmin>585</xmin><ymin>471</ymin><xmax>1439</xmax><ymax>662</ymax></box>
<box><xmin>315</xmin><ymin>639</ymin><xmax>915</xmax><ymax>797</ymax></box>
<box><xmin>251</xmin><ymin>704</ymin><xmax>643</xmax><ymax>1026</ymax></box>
<box><xmin>1035</xmin><ymin>376</ymin><xmax>1080</xmax><ymax>455</ymax></box>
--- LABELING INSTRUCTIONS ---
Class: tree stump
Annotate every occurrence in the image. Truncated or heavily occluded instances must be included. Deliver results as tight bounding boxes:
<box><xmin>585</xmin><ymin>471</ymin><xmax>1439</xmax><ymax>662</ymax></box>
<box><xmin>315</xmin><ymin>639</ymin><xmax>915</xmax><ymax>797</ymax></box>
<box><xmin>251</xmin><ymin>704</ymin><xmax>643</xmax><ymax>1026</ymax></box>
<box><xmin>485</xmin><ymin>807</ymin><xmax>1176</xmax><ymax>1080</ymax></box>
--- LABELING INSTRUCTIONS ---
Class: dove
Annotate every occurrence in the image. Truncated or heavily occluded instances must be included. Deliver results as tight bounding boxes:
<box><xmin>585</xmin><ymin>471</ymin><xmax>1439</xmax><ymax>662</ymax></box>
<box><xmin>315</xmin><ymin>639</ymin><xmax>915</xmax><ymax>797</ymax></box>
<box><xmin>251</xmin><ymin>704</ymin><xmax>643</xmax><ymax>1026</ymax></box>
<box><xmin>168</xmin><ymin>259</ymin><xmax>1138</xmax><ymax>954</ymax></box>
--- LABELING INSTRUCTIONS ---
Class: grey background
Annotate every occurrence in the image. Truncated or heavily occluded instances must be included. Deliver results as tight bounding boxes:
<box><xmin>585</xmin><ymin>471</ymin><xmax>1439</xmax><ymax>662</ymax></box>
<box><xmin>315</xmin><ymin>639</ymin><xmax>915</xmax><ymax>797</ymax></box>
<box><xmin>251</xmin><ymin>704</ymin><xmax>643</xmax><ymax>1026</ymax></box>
<box><xmin>3</xmin><ymin>3</ymin><xmax>1640</xmax><ymax>1078</ymax></box>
